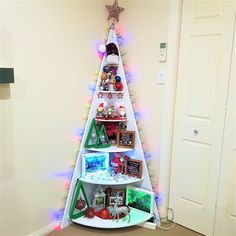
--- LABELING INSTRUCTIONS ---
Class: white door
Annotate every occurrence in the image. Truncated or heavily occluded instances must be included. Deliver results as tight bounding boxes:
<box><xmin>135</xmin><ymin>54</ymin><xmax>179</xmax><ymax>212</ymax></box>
<box><xmin>169</xmin><ymin>1</ymin><xmax>235</xmax><ymax>235</ymax></box>
<box><xmin>214</xmin><ymin>17</ymin><xmax>236</xmax><ymax>236</ymax></box>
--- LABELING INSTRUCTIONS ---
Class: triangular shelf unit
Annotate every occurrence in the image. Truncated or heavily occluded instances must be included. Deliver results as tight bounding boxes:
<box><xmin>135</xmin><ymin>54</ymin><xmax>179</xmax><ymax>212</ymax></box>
<box><xmin>61</xmin><ymin>27</ymin><xmax>160</xmax><ymax>229</ymax></box>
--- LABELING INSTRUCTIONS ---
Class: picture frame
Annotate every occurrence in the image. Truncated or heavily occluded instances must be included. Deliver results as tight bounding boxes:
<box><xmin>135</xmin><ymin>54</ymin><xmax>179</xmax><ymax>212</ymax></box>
<box><xmin>126</xmin><ymin>185</ymin><xmax>154</xmax><ymax>215</ymax></box>
<box><xmin>108</xmin><ymin>188</ymin><xmax>126</xmax><ymax>207</ymax></box>
<box><xmin>126</xmin><ymin>158</ymin><xmax>142</xmax><ymax>178</ymax></box>
<box><xmin>81</xmin><ymin>152</ymin><xmax>109</xmax><ymax>178</ymax></box>
<box><xmin>116</xmin><ymin>130</ymin><xmax>135</xmax><ymax>149</ymax></box>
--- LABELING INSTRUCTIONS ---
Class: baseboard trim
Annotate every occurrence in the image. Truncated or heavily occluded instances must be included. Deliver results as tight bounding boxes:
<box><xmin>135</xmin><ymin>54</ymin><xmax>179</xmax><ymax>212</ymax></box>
<box><xmin>27</xmin><ymin>221</ymin><xmax>60</xmax><ymax>236</ymax></box>
<box><xmin>139</xmin><ymin>221</ymin><xmax>156</xmax><ymax>230</ymax></box>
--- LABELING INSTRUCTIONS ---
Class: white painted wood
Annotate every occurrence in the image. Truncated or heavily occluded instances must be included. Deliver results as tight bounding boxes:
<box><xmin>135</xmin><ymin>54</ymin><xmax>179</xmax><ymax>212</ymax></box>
<box><xmin>61</xmin><ymin>27</ymin><xmax>160</xmax><ymax>229</ymax></box>
<box><xmin>95</xmin><ymin>118</ymin><xmax>128</xmax><ymax>122</ymax></box>
<box><xmin>71</xmin><ymin>209</ymin><xmax>152</xmax><ymax>229</ymax></box>
<box><xmin>80</xmin><ymin>176</ymin><xmax>144</xmax><ymax>185</ymax></box>
<box><xmin>27</xmin><ymin>221</ymin><xmax>59</xmax><ymax>236</ymax></box>
<box><xmin>158</xmin><ymin>0</ymin><xmax>182</xmax><ymax>219</ymax></box>
<box><xmin>139</xmin><ymin>221</ymin><xmax>156</xmax><ymax>230</ymax></box>
<box><xmin>214</xmin><ymin>15</ymin><xmax>236</xmax><ymax>236</ymax></box>
<box><xmin>169</xmin><ymin>1</ymin><xmax>235</xmax><ymax>235</ymax></box>
<box><xmin>87</xmin><ymin>146</ymin><xmax>134</xmax><ymax>153</ymax></box>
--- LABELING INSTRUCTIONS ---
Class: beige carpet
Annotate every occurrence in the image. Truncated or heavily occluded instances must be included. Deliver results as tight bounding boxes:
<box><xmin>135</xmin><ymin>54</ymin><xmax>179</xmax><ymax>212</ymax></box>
<box><xmin>48</xmin><ymin>223</ymin><xmax>203</xmax><ymax>236</ymax></box>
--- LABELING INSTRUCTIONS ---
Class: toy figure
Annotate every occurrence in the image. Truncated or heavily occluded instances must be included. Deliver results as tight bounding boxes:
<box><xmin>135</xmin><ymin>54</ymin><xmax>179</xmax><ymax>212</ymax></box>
<box><xmin>118</xmin><ymin>106</ymin><xmax>126</xmax><ymax>118</ymax></box>
<box><xmin>111</xmin><ymin>153</ymin><xmax>127</xmax><ymax>174</ymax></box>
<box><xmin>96</xmin><ymin>103</ymin><xmax>105</xmax><ymax>118</ymax></box>
<box><xmin>109</xmin><ymin>74</ymin><xmax>116</xmax><ymax>91</ymax></box>
<box><xmin>110</xmin><ymin>201</ymin><xmax>130</xmax><ymax>223</ymax></box>
<box><xmin>104</xmin><ymin>104</ymin><xmax>116</xmax><ymax>119</ymax></box>
<box><xmin>100</xmin><ymin>73</ymin><xmax>109</xmax><ymax>91</ymax></box>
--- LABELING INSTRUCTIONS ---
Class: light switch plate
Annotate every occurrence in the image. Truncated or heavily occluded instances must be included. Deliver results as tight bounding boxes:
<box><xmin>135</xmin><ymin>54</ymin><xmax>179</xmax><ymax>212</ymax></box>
<box><xmin>157</xmin><ymin>69</ymin><xmax>166</xmax><ymax>84</ymax></box>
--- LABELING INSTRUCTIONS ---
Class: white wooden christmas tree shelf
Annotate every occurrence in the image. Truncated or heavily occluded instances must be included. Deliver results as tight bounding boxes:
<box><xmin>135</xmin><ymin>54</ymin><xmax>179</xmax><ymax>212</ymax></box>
<box><xmin>61</xmin><ymin>26</ymin><xmax>160</xmax><ymax>230</ymax></box>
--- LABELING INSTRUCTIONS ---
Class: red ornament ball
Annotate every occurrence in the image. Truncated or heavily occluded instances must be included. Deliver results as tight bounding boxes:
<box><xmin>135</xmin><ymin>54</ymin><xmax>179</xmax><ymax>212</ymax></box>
<box><xmin>99</xmin><ymin>208</ymin><xmax>110</xmax><ymax>219</ymax></box>
<box><xmin>75</xmin><ymin>198</ymin><xmax>86</xmax><ymax>210</ymax></box>
<box><xmin>84</xmin><ymin>207</ymin><xmax>95</xmax><ymax>218</ymax></box>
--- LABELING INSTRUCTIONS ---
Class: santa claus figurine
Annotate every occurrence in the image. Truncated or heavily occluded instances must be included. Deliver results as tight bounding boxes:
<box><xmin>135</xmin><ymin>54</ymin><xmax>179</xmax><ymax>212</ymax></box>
<box><xmin>96</xmin><ymin>103</ymin><xmax>105</xmax><ymax>119</ymax></box>
<box><xmin>118</xmin><ymin>106</ymin><xmax>126</xmax><ymax>118</ymax></box>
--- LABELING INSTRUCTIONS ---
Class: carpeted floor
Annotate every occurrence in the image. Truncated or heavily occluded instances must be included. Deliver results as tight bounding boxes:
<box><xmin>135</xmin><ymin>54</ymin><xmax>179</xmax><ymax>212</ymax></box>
<box><xmin>48</xmin><ymin>223</ymin><xmax>204</xmax><ymax>236</ymax></box>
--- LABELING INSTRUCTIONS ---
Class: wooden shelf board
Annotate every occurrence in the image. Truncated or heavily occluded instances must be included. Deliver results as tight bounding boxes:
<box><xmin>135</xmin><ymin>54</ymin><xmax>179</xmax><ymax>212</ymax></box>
<box><xmin>71</xmin><ymin>209</ymin><xmax>152</xmax><ymax>229</ymax></box>
<box><xmin>79</xmin><ymin>176</ymin><xmax>143</xmax><ymax>186</ymax></box>
<box><xmin>98</xmin><ymin>91</ymin><xmax>124</xmax><ymax>94</ymax></box>
<box><xmin>86</xmin><ymin>146</ymin><xmax>134</xmax><ymax>153</ymax></box>
<box><xmin>95</xmin><ymin>118</ymin><xmax>127</xmax><ymax>122</ymax></box>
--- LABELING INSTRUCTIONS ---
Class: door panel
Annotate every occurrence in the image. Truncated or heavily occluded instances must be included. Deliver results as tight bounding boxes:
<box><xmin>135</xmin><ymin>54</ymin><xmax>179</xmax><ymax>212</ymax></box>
<box><xmin>169</xmin><ymin>1</ymin><xmax>235</xmax><ymax>235</ymax></box>
<box><xmin>214</xmin><ymin>19</ymin><xmax>236</xmax><ymax>236</ymax></box>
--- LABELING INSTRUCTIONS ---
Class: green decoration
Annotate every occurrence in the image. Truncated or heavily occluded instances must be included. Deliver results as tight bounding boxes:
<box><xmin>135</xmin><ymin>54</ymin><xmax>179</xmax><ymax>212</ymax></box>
<box><xmin>84</xmin><ymin>119</ymin><xmax>99</xmax><ymax>148</ymax></box>
<box><xmin>69</xmin><ymin>180</ymin><xmax>90</xmax><ymax>220</ymax></box>
<box><xmin>95</xmin><ymin>124</ymin><xmax>110</xmax><ymax>148</ymax></box>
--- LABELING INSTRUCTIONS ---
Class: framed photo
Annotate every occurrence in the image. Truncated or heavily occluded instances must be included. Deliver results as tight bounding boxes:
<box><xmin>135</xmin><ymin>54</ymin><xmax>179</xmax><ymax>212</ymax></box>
<box><xmin>126</xmin><ymin>158</ymin><xmax>142</xmax><ymax>178</ymax></box>
<box><xmin>126</xmin><ymin>185</ymin><xmax>154</xmax><ymax>215</ymax></box>
<box><xmin>81</xmin><ymin>152</ymin><xmax>109</xmax><ymax>177</ymax></box>
<box><xmin>108</xmin><ymin>188</ymin><xmax>126</xmax><ymax>207</ymax></box>
<box><xmin>117</xmin><ymin>131</ymin><xmax>135</xmax><ymax>149</ymax></box>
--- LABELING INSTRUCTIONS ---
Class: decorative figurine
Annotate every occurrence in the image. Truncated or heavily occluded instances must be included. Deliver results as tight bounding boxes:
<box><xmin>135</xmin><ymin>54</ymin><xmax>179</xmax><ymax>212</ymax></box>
<box><xmin>100</xmin><ymin>74</ymin><xmax>109</xmax><ymax>91</ymax></box>
<box><xmin>104</xmin><ymin>104</ymin><xmax>116</xmax><ymax>119</ymax></box>
<box><xmin>118</xmin><ymin>105</ymin><xmax>126</xmax><ymax>118</ymax></box>
<box><xmin>106</xmin><ymin>43</ymin><xmax>119</xmax><ymax>65</ymax></box>
<box><xmin>96</xmin><ymin>103</ymin><xmax>105</xmax><ymax>118</ymax></box>
<box><xmin>111</xmin><ymin>153</ymin><xmax>127</xmax><ymax>174</ymax></box>
<box><xmin>109</xmin><ymin>74</ymin><xmax>116</xmax><ymax>91</ymax></box>
<box><xmin>92</xmin><ymin>186</ymin><xmax>106</xmax><ymax>211</ymax></box>
<box><xmin>110</xmin><ymin>201</ymin><xmax>130</xmax><ymax>223</ymax></box>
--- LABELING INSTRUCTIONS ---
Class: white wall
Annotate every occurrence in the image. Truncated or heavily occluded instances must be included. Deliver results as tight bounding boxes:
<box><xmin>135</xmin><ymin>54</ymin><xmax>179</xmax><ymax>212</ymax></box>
<box><xmin>0</xmin><ymin>1</ymin><xmax>170</xmax><ymax>235</ymax></box>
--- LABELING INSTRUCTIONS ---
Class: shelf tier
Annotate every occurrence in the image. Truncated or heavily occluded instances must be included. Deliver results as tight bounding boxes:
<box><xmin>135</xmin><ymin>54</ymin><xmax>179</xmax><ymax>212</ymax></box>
<box><xmin>79</xmin><ymin>176</ymin><xmax>143</xmax><ymax>186</ymax></box>
<box><xmin>86</xmin><ymin>146</ymin><xmax>134</xmax><ymax>153</ymax></box>
<box><xmin>98</xmin><ymin>91</ymin><xmax>124</xmax><ymax>94</ymax></box>
<box><xmin>71</xmin><ymin>209</ymin><xmax>152</xmax><ymax>229</ymax></box>
<box><xmin>95</xmin><ymin>118</ymin><xmax>127</xmax><ymax>122</ymax></box>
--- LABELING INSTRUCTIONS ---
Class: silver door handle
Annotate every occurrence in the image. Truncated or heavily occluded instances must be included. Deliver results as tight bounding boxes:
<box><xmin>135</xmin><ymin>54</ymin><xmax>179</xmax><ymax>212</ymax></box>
<box><xmin>193</xmin><ymin>129</ymin><xmax>198</xmax><ymax>135</ymax></box>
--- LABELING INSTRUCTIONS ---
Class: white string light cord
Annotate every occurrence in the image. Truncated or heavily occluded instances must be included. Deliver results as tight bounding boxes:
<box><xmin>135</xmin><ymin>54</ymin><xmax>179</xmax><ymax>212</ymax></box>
<box><xmin>154</xmin><ymin>208</ymin><xmax>176</xmax><ymax>230</ymax></box>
